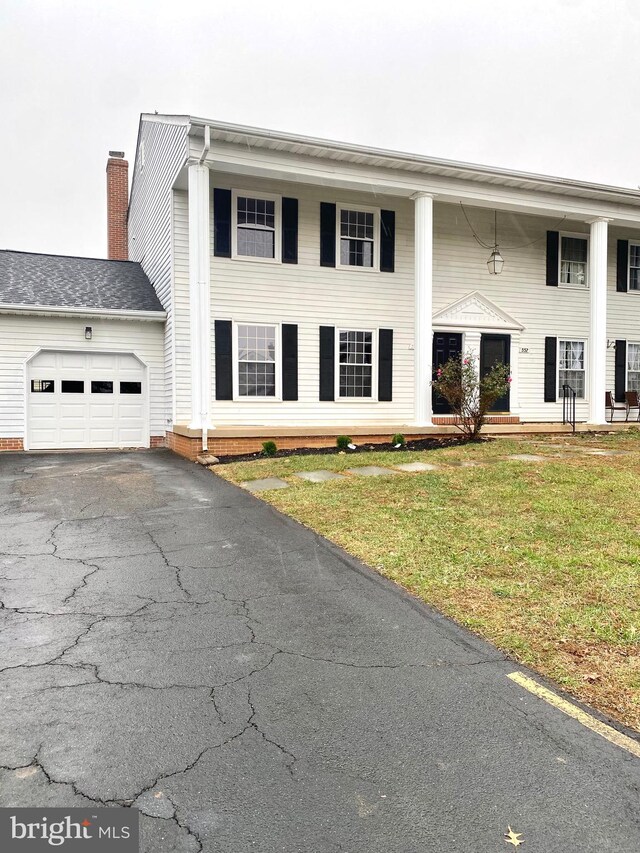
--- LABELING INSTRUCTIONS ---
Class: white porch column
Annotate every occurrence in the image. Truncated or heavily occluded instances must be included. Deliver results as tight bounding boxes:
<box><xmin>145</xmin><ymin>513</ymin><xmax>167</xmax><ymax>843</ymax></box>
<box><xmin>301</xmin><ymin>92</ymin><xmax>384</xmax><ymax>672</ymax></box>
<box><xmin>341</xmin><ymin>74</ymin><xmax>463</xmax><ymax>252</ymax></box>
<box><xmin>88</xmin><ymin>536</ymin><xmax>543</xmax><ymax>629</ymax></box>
<box><xmin>587</xmin><ymin>217</ymin><xmax>611</xmax><ymax>425</ymax></box>
<box><xmin>413</xmin><ymin>192</ymin><xmax>436</xmax><ymax>427</ymax></box>
<box><xmin>188</xmin><ymin>162</ymin><xmax>212</xmax><ymax>446</ymax></box>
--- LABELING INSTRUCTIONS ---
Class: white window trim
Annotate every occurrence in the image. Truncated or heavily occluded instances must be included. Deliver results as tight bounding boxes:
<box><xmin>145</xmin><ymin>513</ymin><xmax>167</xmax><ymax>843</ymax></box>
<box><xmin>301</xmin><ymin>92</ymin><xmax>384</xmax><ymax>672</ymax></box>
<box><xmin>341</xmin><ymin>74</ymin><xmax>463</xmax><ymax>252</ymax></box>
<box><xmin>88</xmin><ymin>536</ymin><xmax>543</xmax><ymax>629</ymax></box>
<box><xmin>626</xmin><ymin>340</ymin><xmax>640</xmax><ymax>391</ymax></box>
<box><xmin>558</xmin><ymin>231</ymin><xmax>590</xmax><ymax>289</ymax></box>
<box><xmin>628</xmin><ymin>243</ymin><xmax>640</xmax><ymax>292</ymax></box>
<box><xmin>336</xmin><ymin>204</ymin><xmax>381</xmax><ymax>272</ymax></box>
<box><xmin>231</xmin><ymin>190</ymin><xmax>282</xmax><ymax>264</ymax></box>
<box><xmin>335</xmin><ymin>327</ymin><xmax>378</xmax><ymax>402</ymax></box>
<box><xmin>557</xmin><ymin>337</ymin><xmax>587</xmax><ymax>400</ymax></box>
<box><xmin>232</xmin><ymin>321</ymin><xmax>282</xmax><ymax>402</ymax></box>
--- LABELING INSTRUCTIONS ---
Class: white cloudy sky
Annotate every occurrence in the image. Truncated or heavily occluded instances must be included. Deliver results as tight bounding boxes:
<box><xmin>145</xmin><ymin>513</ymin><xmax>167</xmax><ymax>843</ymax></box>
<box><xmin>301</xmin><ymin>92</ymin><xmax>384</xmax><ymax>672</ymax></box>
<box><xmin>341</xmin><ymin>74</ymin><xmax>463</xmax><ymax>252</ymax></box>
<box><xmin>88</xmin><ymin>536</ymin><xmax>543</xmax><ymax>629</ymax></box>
<box><xmin>2</xmin><ymin>0</ymin><xmax>640</xmax><ymax>258</ymax></box>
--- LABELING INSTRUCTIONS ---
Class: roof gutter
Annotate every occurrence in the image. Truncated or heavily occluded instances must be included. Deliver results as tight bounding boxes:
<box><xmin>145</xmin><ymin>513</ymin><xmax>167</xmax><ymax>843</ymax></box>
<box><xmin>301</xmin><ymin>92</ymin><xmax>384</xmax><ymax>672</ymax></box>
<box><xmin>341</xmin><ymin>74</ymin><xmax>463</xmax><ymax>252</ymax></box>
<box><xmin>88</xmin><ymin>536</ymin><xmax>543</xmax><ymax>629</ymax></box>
<box><xmin>0</xmin><ymin>304</ymin><xmax>166</xmax><ymax>321</ymax></box>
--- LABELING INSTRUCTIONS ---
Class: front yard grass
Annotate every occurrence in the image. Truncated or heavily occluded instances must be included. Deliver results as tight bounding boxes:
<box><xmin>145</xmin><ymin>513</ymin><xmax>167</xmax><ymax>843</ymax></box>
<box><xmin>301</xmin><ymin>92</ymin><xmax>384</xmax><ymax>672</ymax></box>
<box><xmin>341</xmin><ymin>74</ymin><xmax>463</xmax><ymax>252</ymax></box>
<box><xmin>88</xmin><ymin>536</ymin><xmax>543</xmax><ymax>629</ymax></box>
<box><xmin>217</xmin><ymin>431</ymin><xmax>640</xmax><ymax>732</ymax></box>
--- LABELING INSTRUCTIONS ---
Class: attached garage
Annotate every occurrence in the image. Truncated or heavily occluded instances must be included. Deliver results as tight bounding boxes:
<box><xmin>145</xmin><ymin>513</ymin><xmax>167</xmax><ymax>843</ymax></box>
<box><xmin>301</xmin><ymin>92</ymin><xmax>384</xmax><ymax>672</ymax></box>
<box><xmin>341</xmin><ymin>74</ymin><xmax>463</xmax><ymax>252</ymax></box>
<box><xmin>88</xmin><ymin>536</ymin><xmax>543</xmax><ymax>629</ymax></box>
<box><xmin>27</xmin><ymin>350</ymin><xmax>148</xmax><ymax>450</ymax></box>
<box><xmin>0</xmin><ymin>250</ymin><xmax>166</xmax><ymax>452</ymax></box>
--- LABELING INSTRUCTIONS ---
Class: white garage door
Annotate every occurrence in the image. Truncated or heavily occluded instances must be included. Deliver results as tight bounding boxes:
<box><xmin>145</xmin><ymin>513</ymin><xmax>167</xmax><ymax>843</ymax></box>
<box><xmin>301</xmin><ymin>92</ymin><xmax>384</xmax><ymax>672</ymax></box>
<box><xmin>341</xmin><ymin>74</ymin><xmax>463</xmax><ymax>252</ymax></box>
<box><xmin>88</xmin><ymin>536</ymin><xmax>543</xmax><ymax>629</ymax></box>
<box><xmin>27</xmin><ymin>351</ymin><xmax>148</xmax><ymax>450</ymax></box>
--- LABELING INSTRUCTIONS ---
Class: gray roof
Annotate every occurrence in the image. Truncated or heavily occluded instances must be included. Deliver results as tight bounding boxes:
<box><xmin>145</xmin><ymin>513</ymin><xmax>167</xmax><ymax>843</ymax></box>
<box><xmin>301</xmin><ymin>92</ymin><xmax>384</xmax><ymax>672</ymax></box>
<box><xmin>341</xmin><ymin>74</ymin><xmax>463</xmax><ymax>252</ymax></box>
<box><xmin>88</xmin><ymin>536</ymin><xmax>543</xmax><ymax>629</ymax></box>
<box><xmin>0</xmin><ymin>251</ymin><xmax>164</xmax><ymax>313</ymax></box>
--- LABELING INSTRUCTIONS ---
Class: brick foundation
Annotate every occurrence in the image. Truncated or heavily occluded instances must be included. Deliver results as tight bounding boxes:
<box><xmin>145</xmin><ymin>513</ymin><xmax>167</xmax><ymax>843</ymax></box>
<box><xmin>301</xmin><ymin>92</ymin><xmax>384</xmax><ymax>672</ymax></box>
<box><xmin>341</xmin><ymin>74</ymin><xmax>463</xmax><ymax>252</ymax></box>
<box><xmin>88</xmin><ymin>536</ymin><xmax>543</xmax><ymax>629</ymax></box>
<box><xmin>150</xmin><ymin>435</ymin><xmax>166</xmax><ymax>448</ymax></box>
<box><xmin>166</xmin><ymin>429</ymin><xmax>490</xmax><ymax>461</ymax></box>
<box><xmin>166</xmin><ymin>415</ymin><xmax>522</xmax><ymax>461</ymax></box>
<box><xmin>433</xmin><ymin>415</ymin><xmax>519</xmax><ymax>425</ymax></box>
<box><xmin>0</xmin><ymin>438</ymin><xmax>24</xmax><ymax>451</ymax></box>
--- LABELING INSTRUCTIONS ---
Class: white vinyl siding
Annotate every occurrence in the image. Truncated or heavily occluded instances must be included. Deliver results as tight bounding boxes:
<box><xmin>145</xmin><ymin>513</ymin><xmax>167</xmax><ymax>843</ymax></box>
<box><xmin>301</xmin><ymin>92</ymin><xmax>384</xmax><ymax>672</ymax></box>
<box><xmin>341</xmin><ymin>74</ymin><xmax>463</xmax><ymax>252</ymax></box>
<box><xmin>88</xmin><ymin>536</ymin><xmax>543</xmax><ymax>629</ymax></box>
<box><xmin>128</xmin><ymin>117</ymin><xmax>189</xmax><ymax>428</ymax></box>
<box><xmin>169</xmin><ymin>173</ymin><xmax>640</xmax><ymax>427</ymax></box>
<box><xmin>0</xmin><ymin>314</ymin><xmax>164</xmax><ymax>441</ymax></box>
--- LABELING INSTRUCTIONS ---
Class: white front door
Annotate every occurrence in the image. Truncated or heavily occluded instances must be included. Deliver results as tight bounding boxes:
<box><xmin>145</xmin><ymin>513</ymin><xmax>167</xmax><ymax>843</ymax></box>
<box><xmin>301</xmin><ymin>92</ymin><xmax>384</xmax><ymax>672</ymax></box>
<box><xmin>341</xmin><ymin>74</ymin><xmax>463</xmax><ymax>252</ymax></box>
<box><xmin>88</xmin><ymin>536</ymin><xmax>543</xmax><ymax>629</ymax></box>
<box><xmin>26</xmin><ymin>351</ymin><xmax>148</xmax><ymax>450</ymax></box>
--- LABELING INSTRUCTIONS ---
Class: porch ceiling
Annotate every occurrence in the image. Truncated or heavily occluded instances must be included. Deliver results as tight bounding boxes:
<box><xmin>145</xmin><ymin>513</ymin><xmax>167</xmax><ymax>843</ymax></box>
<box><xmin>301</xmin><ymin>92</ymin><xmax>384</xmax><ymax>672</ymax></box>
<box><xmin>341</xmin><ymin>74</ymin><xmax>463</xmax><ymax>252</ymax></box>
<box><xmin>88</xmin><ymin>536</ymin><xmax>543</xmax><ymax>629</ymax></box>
<box><xmin>178</xmin><ymin>118</ymin><xmax>640</xmax><ymax>228</ymax></box>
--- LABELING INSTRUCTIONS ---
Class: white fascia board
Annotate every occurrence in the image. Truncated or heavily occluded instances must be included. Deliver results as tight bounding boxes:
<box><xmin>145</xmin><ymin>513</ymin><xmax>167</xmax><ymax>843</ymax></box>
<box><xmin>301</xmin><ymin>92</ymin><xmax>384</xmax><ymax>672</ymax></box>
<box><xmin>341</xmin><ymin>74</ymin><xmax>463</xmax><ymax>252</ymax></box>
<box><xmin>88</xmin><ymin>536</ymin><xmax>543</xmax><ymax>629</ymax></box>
<box><xmin>0</xmin><ymin>304</ymin><xmax>166</xmax><ymax>321</ymax></box>
<box><xmin>187</xmin><ymin>115</ymin><xmax>640</xmax><ymax>207</ymax></box>
<box><xmin>205</xmin><ymin>144</ymin><xmax>640</xmax><ymax>226</ymax></box>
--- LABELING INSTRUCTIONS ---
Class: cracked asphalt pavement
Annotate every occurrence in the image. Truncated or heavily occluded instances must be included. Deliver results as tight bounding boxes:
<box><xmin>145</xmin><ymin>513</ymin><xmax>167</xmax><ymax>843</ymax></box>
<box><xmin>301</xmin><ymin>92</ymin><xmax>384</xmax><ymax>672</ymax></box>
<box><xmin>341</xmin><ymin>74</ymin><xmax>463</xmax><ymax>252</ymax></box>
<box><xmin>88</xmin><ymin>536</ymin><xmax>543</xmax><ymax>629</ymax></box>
<box><xmin>1</xmin><ymin>450</ymin><xmax>639</xmax><ymax>852</ymax></box>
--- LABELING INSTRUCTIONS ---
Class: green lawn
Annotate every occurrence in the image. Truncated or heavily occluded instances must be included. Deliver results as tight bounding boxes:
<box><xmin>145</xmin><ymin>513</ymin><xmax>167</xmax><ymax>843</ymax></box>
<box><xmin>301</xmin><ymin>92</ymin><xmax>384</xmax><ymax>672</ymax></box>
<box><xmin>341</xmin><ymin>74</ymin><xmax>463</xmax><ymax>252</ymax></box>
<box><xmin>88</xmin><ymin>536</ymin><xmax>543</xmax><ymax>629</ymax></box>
<box><xmin>216</xmin><ymin>430</ymin><xmax>640</xmax><ymax>731</ymax></box>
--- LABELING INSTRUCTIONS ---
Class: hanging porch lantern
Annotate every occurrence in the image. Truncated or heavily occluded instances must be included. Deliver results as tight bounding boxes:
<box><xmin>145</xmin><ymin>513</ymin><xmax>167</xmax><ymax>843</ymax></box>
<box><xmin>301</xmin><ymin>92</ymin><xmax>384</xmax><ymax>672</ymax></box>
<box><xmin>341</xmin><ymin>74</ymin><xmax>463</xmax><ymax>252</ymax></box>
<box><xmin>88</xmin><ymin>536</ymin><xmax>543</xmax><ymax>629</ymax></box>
<box><xmin>487</xmin><ymin>247</ymin><xmax>504</xmax><ymax>275</ymax></box>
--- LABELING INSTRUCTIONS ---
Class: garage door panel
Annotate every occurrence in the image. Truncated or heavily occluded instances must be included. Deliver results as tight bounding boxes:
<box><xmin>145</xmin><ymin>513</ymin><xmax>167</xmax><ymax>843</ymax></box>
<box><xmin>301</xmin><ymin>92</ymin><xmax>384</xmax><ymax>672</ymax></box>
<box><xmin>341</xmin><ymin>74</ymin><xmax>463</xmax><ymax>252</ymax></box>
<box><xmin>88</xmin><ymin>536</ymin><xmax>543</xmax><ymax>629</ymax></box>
<box><xmin>27</xmin><ymin>350</ymin><xmax>148</xmax><ymax>450</ymax></box>
<box><xmin>60</xmin><ymin>352</ymin><xmax>88</xmax><ymax>369</ymax></box>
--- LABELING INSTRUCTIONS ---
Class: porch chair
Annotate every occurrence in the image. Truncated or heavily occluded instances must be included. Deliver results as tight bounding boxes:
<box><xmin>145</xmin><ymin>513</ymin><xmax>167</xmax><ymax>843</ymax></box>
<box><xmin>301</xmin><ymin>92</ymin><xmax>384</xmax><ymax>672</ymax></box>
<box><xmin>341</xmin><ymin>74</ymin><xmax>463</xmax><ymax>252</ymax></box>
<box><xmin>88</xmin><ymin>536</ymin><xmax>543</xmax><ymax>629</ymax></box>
<box><xmin>625</xmin><ymin>391</ymin><xmax>640</xmax><ymax>422</ymax></box>
<box><xmin>606</xmin><ymin>391</ymin><xmax>626</xmax><ymax>423</ymax></box>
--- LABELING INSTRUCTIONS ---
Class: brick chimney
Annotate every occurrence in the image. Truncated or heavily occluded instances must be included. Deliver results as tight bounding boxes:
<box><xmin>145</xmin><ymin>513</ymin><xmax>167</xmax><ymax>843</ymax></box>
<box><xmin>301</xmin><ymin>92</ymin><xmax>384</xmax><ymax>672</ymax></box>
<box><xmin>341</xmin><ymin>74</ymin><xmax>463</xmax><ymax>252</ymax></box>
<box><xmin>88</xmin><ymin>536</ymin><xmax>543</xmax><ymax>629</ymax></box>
<box><xmin>106</xmin><ymin>151</ymin><xmax>129</xmax><ymax>260</ymax></box>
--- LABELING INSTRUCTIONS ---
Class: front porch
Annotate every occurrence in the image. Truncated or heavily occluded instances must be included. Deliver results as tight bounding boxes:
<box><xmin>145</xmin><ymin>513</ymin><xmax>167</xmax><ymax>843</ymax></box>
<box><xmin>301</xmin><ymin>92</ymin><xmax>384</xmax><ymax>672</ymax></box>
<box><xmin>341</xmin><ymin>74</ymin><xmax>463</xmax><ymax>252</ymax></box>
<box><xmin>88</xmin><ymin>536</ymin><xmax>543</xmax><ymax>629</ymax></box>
<box><xmin>165</xmin><ymin>420</ymin><xmax>632</xmax><ymax>461</ymax></box>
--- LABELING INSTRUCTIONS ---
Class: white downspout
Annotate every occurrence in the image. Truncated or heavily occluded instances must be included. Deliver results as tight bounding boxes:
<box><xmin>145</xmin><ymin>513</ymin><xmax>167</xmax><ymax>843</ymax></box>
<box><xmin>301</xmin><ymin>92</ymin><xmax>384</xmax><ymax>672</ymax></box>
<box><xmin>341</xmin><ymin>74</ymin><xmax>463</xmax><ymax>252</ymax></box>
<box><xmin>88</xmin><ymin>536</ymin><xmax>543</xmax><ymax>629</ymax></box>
<box><xmin>199</xmin><ymin>125</ymin><xmax>211</xmax><ymax>452</ymax></box>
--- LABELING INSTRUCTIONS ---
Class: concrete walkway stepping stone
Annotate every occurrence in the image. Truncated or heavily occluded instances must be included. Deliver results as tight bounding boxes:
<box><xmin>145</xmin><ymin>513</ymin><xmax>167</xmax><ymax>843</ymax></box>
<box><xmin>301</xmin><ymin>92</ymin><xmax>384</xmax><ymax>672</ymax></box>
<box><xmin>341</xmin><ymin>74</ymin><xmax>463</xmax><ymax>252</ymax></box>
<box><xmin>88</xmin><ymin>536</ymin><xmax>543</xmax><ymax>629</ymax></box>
<box><xmin>507</xmin><ymin>454</ymin><xmax>548</xmax><ymax>462</ymax></box>
<box><xmin>294</xmin><ymin>470</ymin><xmax>345</xmax><ymax>482</ymax></box>
<box><xmin>346</xmin><ymin>465</ymin><xmax>400</xmax><ymax>477</ymax></box>
<box><xmin>578</xmin><ymin>448</ymin><xmax>630</xmax><ymax>456</ymax></box>
<box><xmin>445</xmin><ymin>460</ymin><xmax>482</xmax><ymax>468</ymax></box>
<box><xmin>241</xmin><ymin>477</ymin><xmax>290</xmax><ymax>492</ymax></box>
<box><xmin>394</xmin><ymin>461</ymin><xmax>439</xmax><ymax>473</ymax></box>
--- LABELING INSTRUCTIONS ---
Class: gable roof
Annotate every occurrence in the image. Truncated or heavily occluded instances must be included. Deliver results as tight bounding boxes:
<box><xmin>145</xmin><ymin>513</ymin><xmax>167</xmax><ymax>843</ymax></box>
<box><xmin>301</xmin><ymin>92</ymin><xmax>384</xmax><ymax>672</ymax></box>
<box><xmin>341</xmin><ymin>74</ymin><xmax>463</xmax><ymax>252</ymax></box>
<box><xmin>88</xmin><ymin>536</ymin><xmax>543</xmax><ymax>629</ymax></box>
<box><xmin>0</xmin><ymin>251</ymin><xmax>164</xmax><ymax>315</ymax></box>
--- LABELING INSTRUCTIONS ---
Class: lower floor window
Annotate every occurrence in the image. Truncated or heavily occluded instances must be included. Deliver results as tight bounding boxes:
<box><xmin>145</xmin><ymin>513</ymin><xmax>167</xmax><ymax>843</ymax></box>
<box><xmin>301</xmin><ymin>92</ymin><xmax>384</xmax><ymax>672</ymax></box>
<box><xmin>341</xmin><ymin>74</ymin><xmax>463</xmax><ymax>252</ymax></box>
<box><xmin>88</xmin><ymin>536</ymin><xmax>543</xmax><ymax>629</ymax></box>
<box><xmin>237</xmin><ymin>324</ymin><xmax>277</xmax><ymax>397</ymax></box>
<box><xmin>559</xmin><ymin>339</ymin><xmax>585</xmax><ymax>398</ymax></box>
<box><xmin>628</xmin><ymin>343</ymin><xmax>640</xmax><ymax>392</ymax></box>
<box><xmin>339</xmin><ymin>330</ymin><xmax>373</xmax><ymax>397</ymax></box>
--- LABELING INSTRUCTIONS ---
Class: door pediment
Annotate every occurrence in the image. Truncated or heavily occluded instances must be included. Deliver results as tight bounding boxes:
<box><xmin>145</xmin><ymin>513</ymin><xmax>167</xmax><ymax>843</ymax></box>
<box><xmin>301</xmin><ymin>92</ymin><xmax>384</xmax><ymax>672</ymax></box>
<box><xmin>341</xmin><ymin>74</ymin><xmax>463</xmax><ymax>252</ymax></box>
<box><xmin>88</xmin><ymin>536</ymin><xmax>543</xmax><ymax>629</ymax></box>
<box><xmin>432</xmin><ymin>291</ymin><xmax>523</xmax><ymax>331</ymax></box>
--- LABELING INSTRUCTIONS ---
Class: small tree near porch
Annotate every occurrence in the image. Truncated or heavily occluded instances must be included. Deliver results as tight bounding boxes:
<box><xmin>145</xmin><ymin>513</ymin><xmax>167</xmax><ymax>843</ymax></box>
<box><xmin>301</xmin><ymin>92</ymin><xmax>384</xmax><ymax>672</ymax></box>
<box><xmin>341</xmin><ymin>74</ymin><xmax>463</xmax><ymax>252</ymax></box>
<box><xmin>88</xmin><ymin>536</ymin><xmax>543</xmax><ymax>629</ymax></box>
<box><xmin>432</xmin><ymin>353</ymin><xmax>511</xmax><ymax>440</ymax></box>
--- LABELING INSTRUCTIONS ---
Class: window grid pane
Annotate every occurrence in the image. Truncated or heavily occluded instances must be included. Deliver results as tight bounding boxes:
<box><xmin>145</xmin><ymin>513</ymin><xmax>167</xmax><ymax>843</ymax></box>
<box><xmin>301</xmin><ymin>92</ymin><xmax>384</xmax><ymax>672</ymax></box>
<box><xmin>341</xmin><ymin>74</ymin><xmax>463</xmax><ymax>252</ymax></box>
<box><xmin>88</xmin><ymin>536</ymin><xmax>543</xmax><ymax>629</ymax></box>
<box><xmin>628</xmin><ymin>344</ymin><xmax>640</xmax><ymax>391</ymax></box>
<box><xmin>560</xmin><ymin>237</ymin><xmax>588</xmax><ymax>285</ymax></box>
<box><xmin>339</xmin><ymin>209</ymin><xmax>374</xmax><ymax>267</ymax></box>
<box><xmin>559</xmin><ymin>340</ymin><xmax>585</xmax><ymax>398</ymax></box>
<box><xmin>339</xmin><ymin>331</ymin><xmax>373</xmax><ymax>397</ymax></box>
<box><xmin>237</xmin><ymin>325</ymin><xmax>277</xmax><ymax>397</ymax></box>
<box><xmin>237</xmin><ymin>196</ymin><xmax>276</xmax><ymax>258</ymax></box>
<box><xmin>630</xmin><ymin>246</ymin><xmax>640</xmax><ymax>290</ymax></box>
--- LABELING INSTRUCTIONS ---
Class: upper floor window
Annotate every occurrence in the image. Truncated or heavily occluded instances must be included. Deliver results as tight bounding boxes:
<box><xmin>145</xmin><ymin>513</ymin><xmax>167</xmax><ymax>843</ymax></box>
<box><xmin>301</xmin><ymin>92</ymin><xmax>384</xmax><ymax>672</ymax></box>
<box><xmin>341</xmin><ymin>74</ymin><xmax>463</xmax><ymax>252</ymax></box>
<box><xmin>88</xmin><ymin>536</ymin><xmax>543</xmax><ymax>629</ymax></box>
<box><xmin>630</xmin><ymin>245</ymin><xmax>640</xmax><ymax>291</ymax></box>
<box><xmin>560</xmin><ymin>235</ymin><xmax>588</xmax><ymax>286</ymax></box>
<box><xmin>338</xmin><ymin>208</ymin><xmax>378</xmax><ymax>269</ymax></box>
<box><xmin>232</xmin><ymin>192</ymin><xmax>281</xmax><ymax>262</ymax></box>
<box><xmin>236</xmin><ymin>323</ymin><xmax>278</xmax><ymax>398</ymax></box>
<box><xmin>628</xmin><ymin>343</ymin><xmax>640</xmax><ymax>392</ymax></box>
<box><xmin>559</xmin><ymin>339</ymin><xmax>585</xmax><ymax>398</ymax></box>
<box><xmin>338</xmin><ymin>329</ymin><xmax>374</xmax><ymax>398</ymax></box>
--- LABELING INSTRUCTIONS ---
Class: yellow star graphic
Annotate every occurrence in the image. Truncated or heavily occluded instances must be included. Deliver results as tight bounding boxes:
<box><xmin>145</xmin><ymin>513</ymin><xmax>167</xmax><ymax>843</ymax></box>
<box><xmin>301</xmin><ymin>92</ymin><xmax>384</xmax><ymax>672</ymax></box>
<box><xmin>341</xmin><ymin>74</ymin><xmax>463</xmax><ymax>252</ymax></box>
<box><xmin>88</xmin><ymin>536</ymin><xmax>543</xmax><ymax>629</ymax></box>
<box><xmin>505</xmin><ymin>826</ymin><xmax>524</xmax><ymax>847</ymax></box>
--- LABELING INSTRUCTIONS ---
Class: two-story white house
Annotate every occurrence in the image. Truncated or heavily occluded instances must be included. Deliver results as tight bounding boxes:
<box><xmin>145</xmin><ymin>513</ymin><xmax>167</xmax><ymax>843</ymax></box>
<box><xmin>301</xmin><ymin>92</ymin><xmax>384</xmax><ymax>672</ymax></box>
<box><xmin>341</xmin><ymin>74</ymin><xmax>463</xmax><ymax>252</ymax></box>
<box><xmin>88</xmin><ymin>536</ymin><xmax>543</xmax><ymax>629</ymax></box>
<box><xmin>126</xmin><ymin>113</ymin><xmax>640</xmax><ymax>459</ymax></box>
<box><xmin>4</xmin><ymin>113</ymin><xmax>640</xmax><ymax>457</ymax></box>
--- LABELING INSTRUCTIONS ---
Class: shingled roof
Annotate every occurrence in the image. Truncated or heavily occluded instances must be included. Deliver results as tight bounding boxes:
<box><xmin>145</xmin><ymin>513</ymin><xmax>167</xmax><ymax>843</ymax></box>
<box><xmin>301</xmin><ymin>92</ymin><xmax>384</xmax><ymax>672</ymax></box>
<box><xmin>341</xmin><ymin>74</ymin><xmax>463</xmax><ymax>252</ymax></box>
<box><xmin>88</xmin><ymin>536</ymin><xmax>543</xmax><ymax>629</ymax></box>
<box><xmin>0</xmin><ymin>250</ymin><xmax>164</xmax><ymax>313</ymax></box>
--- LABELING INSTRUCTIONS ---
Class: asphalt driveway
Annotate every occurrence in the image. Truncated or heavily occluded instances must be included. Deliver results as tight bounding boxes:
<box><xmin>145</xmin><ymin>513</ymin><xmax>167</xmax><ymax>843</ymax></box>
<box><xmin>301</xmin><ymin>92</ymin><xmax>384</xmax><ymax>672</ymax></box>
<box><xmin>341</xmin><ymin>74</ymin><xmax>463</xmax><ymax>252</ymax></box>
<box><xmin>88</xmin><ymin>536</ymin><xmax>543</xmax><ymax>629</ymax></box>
<box><xmin>1</xmin><ymin>450</ymin><xmax>639</xmax><ymax>852</ymax></box>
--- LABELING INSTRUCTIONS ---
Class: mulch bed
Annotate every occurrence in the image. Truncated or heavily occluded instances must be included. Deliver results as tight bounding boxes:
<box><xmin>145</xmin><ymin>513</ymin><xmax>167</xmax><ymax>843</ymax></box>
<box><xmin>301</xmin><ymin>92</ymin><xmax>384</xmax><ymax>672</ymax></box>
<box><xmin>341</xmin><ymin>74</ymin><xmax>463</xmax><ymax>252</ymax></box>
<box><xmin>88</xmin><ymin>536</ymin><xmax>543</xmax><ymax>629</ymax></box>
<box><xmin>215</xmin><ymin>435</ymin><xmax>484</xmax><ymax>464</ymax></box>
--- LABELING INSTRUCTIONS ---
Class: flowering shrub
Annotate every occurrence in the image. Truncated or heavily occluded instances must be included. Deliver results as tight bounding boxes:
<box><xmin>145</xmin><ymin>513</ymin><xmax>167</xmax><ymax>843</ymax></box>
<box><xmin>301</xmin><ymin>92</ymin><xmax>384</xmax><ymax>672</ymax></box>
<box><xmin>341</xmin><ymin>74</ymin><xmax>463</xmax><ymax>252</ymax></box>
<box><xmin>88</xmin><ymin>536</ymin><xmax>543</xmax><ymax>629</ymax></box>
<box><xmin>431</xmin><ymin>353</ymin><xmax>511</xmax><ymax>440</ymax></box>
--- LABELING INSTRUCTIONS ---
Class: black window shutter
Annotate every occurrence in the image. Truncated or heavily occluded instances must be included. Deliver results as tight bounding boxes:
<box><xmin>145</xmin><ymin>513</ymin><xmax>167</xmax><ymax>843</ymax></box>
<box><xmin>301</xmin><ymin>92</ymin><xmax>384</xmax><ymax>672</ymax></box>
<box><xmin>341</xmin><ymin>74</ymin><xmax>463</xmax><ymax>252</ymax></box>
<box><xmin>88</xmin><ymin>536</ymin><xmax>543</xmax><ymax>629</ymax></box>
<box><xmin>615</xmin><ymin>340</ymin><xmax>627</xmax><ymax>402</ymax></box>
<box><xmin>378</xmin><ymin>329</ymin><xmax>393</xmax><ymax>401</ymax></box>
<box><xmin>546</xmin><ymin>232</ymin><xmax>559</xmax><ymax>286</ymax></box>
<box><xmin>380</xmin><ymin>210</ymin><xmax>395</xmax><ymax>273</ymax></box>
<box><xmin>214</xmin><ymin>320</ymin><xmax>233</xmax><ymax>400</ymax></box>
<box><xmin>617</xmin><ymin>240</ymin><xmax>629</xmax><ymax>292</ymax></box>
<box><xmin>282</xmin><ymin>197</ymin><xmax>298</xmax><ymax>264</ymax></box>
<box><xmin>319</xmin><ymin>326</ymin><xmax>335</xmax><ymax>400</ymax></box>
<box><xmin>213</xmin><ymin>189</ymin><xmax>232</xmax><ymax>258</ymax></box>
<box><xmin>320</xmin><ymin>203</ymin><xmax>336</xmax><ymax>267</ymax></box>
<box><xmin>282</xmin><ymin>324</ymin><xmax>298</xmax><ymax>400</ymax></box>
<box><xmin>544</xmin><ymin>337</ymin><xmax>557</xmax><ymax>402</ymax></box>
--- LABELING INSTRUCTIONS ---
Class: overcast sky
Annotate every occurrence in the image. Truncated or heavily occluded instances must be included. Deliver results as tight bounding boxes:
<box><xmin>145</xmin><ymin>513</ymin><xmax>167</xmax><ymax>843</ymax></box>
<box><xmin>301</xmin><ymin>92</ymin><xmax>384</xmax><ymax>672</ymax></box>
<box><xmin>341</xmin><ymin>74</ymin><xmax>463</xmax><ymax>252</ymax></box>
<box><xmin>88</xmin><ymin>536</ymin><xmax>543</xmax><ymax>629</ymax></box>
<box><xmin>2</xmin><ymin>0</ymin><xmax>640</xmax><ymax>259</ymax></box>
